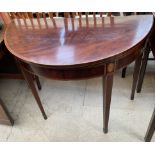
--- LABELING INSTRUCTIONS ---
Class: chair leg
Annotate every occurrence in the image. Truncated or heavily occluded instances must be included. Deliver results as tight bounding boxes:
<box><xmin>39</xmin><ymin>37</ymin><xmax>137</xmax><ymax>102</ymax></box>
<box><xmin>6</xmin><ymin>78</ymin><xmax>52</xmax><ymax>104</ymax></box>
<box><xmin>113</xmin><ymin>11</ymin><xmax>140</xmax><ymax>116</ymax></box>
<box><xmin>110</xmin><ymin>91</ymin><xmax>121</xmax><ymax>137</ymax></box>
<box><xmin>103</xmin><ymin>73</ymin><xmax>114</xmax><ymax>133</ymax></box>
<box><xmin>0</xmin><ymin>98</ymin><xmax>14</xmax><ymax>125</ymax></box>
<box><xmin>137</xmin><ymin>50</ymin><xmax>150</xmax><ymax>93</ymax></box>
<box><xmin>35</xmin><ymin>75</ymin><xmax>42</xmax><ymax>90</ymax></box>
<box><xmin>144</xmin><ymin>108</ymin><xmax>155</xmax><ymax>142</ymax></box>
<box><xmin>130</xmin><ymin>53</ymin><xmax>143</xmax><ymax>100</ymax></box>
<box><xmin>19</xmin><ymin>65</ymin><xmax>47</xmax><ymax>120</ymax></box>
<box><xmin>122</xmin><ymin>67</ymin><xmax>127</xmax><ymax>78</ymax></box>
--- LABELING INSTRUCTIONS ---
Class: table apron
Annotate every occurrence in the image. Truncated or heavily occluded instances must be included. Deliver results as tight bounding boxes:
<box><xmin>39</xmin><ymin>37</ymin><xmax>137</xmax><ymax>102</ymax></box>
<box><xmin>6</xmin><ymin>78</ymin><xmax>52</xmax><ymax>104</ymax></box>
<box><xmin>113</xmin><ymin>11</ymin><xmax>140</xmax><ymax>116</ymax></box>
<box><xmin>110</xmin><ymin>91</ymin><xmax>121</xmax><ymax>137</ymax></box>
<box><xmin>19</xmin><ymin>45</ymin><xmax>143</xmax><ymax>80</ymax></box>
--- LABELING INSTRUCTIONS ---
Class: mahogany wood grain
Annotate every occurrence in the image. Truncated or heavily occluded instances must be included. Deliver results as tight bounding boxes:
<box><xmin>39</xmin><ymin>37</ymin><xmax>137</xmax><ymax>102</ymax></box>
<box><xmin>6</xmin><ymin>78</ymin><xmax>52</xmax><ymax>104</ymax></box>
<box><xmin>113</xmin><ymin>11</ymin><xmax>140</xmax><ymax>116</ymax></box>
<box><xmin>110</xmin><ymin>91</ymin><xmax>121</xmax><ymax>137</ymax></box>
<box><xmin>5</xmin><ymin>16</ymin><xmax>153</xmax><ymax>68</ymax></box>
<box><xmin>4</xmin><ymin>15</ymin><xmax>154</xmax><ymax>132</ymax></box>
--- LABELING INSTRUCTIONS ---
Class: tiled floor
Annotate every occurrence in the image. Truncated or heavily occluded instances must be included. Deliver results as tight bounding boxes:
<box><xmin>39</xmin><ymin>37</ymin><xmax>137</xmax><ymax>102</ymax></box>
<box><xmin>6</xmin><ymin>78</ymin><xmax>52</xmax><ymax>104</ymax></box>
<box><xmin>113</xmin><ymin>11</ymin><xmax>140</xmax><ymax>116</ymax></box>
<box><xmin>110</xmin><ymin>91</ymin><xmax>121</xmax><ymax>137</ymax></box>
<box><xmin>0</xmin><ymin>62</ymin><xmax>155</xmax><ymax>142</ymax></box>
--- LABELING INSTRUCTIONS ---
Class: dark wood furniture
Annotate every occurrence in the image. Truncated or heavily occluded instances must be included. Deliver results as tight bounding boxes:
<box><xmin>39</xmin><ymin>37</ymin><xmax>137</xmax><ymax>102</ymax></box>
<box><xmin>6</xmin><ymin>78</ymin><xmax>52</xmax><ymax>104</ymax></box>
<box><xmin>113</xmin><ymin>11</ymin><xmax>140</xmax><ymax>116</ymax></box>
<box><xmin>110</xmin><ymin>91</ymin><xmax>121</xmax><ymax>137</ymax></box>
<box><xmin>145</xmin><ymin>108</ymin><xmax>155</xmax><ymax>142</ymax></box>
<box><xmin>0</xmin><ymin>23</ymin><xmax>14</xmax><ymax>125</ymax></box>
<box><xmin>144</xmin><ymin>14</ymin><xmax>155</xmax><ymax>141</ymax></box>
<box><xmin>4</xmin><ymin>14</ymin><xmax>153</xmax><ymax>133</ymax></box>
<box><xmin>0</xmin><ymin>13</ymin><xmax>41</xmax><ymax>90</ymax></box>
<box><xmin>122</xmin><ymin>13</ymin><xmax>154</xmax><ymax>96</ymax></box>
<box><xmin>137</xmin><ymin>13</ymin><xmax>155</xmax><ymax>93</ymax></box>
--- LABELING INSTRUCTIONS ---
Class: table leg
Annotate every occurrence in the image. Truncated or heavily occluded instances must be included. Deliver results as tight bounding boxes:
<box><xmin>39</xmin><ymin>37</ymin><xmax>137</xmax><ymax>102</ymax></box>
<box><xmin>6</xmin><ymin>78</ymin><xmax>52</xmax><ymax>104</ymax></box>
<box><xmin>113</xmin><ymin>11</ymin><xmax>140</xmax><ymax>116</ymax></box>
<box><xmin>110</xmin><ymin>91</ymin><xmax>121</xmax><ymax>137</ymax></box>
<box><xmin>103</xmin><ymin>73</ymin><xmax>114</xmax><ymax>133</ymax></box>
<box><xmin>35</xmin><ymin>75</ymin><xmax>42</xmax><ymax>90</ymax></box>
<box><xmin>144</xmin><ymin>108</ymin><xmax>155</xmax><ymax>142</ymax></box>
<box><xmin>20</xmin><ymin>66</ymin><xmax>47</xmax><ymax>120</ymax></box>
<box><xmin>130</xmin><ymin>53</ymin><xmax>143</xmax><ymax>100</ymax></box>
<box><xmin>0</xmin><ymin>98</ymin><xmax>14</xmax><ymax>125</ymax></box>
<box><xmin>122</xmin><ymin>67</ymin><xmax>127</xmax><ymax>78</ymax></box>
<box><xmin>15</xmin><ymin>58</ymin><xmax>42</xmax><ymax>91</ymax></box>
<box><xmin>136</xmin><ymin>49</ymin><xmax>150</xmax><ymax>93</ymax></box>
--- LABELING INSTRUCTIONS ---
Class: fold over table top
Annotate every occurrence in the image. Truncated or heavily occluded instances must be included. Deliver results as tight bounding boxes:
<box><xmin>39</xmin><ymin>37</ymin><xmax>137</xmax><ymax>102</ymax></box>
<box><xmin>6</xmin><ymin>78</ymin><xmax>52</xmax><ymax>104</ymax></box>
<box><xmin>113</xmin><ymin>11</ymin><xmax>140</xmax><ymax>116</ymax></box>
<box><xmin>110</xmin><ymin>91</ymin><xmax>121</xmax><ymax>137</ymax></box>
<box><xmin>4</xmin><ymin>15</ymin><xmax>153</xmax><ymax>67</ymax></box>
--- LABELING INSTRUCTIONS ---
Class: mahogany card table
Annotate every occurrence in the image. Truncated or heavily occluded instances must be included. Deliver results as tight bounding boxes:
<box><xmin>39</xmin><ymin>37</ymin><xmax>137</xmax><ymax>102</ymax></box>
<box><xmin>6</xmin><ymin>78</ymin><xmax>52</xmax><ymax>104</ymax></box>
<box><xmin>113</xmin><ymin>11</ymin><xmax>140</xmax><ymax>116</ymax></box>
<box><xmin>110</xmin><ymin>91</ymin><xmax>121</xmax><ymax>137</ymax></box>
<box><xmin>4</xmin><ymin>15</ymin><xmax>153</xmax><ymax>133</ymax></box>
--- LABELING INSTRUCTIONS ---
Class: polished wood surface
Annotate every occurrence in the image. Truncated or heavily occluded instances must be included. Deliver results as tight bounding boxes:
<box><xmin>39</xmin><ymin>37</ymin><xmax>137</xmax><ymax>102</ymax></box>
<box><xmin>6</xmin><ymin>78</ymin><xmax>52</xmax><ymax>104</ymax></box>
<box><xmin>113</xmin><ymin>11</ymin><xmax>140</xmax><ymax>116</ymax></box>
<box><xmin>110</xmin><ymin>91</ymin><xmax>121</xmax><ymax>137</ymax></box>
<box><xmin>5</xmin><ymin>15</ymin><xmax>153</xmax><ymax>68</ymax></box>
<box><xmin>4</xmin><ymin>15</ymin><xmax>154</xmax><ymax>132</ymax></box>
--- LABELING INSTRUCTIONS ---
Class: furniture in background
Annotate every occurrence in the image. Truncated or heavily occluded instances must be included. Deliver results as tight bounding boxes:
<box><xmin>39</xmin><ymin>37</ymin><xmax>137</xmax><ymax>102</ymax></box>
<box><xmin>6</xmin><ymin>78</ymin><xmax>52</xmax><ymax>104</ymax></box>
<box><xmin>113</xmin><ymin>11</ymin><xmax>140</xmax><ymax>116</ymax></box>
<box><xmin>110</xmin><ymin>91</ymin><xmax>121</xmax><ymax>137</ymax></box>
<box><xmin>4</xmin><ymin>13</ymin><xmax>153</xmax><ymax>133</ymax></box>
<box><xmin>0</xmin><ymin>25</ymin><xmax>14</xmax><ymax>125</ymax></box>
<box><xmin>145</xmin><ymin>108</ymin><xmax>155</xmax><ymax>142</ymax></box>
<box><xmin>122</xmin><ymin>13</ymin><xmax>154</xmax><ymax>99</ymax></box>
<box><xmin>144</xmin><ymin>13</ymin><xmax>155</xmax><ymax>142</ymax></box>
<box><xmin>0</xmin><ymin>13</ymin><xmax>41</xmax><ymax>90</ymax></box>
<box><xmin>136</xmin><ymin>13</ymin><xmax>155</xmax><ymax>93</ymax></box>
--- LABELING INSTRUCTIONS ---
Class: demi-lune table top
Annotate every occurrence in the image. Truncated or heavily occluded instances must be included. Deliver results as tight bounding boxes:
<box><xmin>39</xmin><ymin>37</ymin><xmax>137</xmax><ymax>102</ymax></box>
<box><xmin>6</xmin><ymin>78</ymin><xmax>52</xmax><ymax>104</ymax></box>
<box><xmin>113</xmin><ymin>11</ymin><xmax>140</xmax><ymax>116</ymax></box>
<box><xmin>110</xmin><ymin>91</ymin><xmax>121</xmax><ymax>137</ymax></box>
<box><xmin>3</xmin><ymin>14</ymin><xmax>154</xmax><ymax>132</ymax></box>
<box><xmin>4</xmin><ymin>15</ymin><xmax>153</xmax><ymax>68</ymax></box>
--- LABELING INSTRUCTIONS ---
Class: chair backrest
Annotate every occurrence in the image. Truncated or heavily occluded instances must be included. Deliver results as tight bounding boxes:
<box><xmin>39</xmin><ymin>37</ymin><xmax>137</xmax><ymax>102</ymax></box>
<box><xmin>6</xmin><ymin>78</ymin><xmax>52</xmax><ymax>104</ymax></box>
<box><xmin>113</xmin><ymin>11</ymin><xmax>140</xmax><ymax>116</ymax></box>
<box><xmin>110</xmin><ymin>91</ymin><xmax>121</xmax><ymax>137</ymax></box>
<box><xmin>1</xmin><ymin>12</ymin><xmax>123</xmax><ymax>25</ymax></box>
<box><xmin>9</xmin><ymin>12</ymin><xmax>57</xmax><ymax>19</ymax></box>
<box><xmin>0</xmin><ymin>12</ymin><xmax>125</xmax><ymax>31</ymax></box>
<box><xmin>0</xmin><ymin>12</ymin><xmax>57</xmax><ymax>25</ymax></box>
<box><xmin>0</xmin><ymin>13</ymin><xmax>12</xmax><ymax>25</ymax></box>
<box><xmin>0</xmin><ymin>12</ymin><xmax>113</xmax><ymax>31</ymax></box>
<box><xmin>2</xmin><ymin>12</ymin><xmax>139</xmax><ymax>25</ymax></box>
<box><xmin>0</xmin><ymin>12</ymin><xmax>60</xmax><ymax>30</ymax></box>
<box><xmin>64</xmin><ymin>12</ymin><xmax>112</xmax><ymax>18</ymax></box>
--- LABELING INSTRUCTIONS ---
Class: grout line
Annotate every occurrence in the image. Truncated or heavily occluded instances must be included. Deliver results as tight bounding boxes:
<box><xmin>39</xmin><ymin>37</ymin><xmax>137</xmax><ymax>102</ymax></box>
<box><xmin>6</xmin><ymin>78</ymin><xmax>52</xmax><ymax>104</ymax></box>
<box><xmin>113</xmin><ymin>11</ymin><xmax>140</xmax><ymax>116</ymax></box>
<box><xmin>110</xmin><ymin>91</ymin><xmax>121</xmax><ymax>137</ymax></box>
<box><xmin>28</xmin><ymin>112</ymin><xmax>51</xmax><ymax>142</ymax></box>
<box><xmin>6</xmin><ymin>126</ymin><xmax>13</xmax><ymax>141</ymax></box>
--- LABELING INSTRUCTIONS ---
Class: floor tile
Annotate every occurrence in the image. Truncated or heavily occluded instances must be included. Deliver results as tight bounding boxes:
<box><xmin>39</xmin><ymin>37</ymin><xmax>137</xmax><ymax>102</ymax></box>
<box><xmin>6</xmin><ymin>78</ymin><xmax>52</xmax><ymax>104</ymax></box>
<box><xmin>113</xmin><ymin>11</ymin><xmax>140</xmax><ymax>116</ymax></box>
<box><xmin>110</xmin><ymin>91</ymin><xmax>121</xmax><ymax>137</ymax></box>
<box><xmin>0</xmin><ymin>62</ymin><xmax>155</xmax><ymax>142</ymax></box>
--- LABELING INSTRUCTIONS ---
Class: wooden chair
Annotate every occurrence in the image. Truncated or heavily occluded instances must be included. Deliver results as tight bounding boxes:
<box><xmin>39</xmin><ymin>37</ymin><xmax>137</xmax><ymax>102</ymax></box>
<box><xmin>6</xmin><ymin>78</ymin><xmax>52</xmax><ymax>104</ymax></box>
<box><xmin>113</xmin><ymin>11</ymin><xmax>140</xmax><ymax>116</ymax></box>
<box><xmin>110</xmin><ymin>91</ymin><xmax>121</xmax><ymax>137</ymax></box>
<box><xmin>144</xmin><ymin>13</ymin><xmax>155</xmax><ymax>142</ymax></box>
<box><xmin>0</xmin><ymin>12</ymin><xmax>50</xmax><ymax>119</ymax></box>
<box><xmin>122</xmin><ymin>12</ymin><xmax>154</xmax><ymax>97</ymax></box>
<box><xmin>136</xmin><ymin>13</ymin><xmax>155</xmax><ymax>94</ymax></box>
<box><xmin>0</xmin><ymin>13</ymin><xmax>41</xmax><ymax>90</ymax></box>
<box><xmin>64</xmin><ymin>12</ymin><xmax>112</xmax><ymax>17</ymax></box>
<box><xmin>145</xmin><ymin>108</ymin><xmax>155</xmax><ymax>142</ymax></box>
<box><xmin>1</xmin><ymin>12</ymin><xmax>66</xmax><ymax>119</ymax></box>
